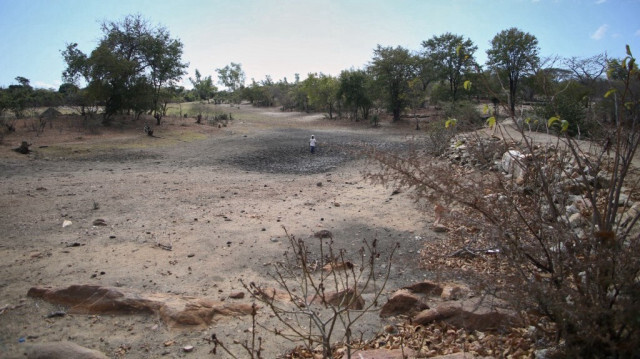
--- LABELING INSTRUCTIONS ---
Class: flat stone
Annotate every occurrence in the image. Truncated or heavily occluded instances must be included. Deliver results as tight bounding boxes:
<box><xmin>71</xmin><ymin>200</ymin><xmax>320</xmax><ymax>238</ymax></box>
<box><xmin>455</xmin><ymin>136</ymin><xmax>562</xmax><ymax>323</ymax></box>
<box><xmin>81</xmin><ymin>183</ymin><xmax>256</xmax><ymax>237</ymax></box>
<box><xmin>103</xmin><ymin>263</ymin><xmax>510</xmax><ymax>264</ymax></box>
<box><xmin>27</xmin><ymin>285</ymin><xmax>255</xmax><ymax>328</ymax></box>
<box><xmin>25</xmin><ymin>341</ymin><xmax>108</xmax><ymax>359</ymax></box>
<box><xmin>413</xmin><ymin>305</ymin><xmax>521</xmax><ymax>332</ymax></box>
<box><xmin>339</xmin><ymin>348</ymin><xmax>415</xmax><ymax>359</ymax></box>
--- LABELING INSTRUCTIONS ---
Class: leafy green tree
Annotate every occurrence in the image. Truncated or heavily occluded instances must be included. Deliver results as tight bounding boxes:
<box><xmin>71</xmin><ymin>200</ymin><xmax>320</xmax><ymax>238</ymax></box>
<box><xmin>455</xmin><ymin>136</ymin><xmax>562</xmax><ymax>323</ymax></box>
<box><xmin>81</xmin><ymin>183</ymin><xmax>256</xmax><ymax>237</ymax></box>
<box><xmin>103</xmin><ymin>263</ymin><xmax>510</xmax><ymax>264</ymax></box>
<box><xmin>368</xmin><ymin>45</ymin><xmax>417</xmax><ymax>122</ymax></box>
<box><xmin>189</xmin><ymin>69</ymin><xmax>217</xmax><ymax>102</ymax></box>
<box><xmin>486</xmin><ymin>28</ymin><xmax>540</xmax><ymax>115</ymax></box>
<box><xmin>338</xmin><ymin>69</ymin><xmax>372</xmax><ymax>121</ymax></box>
<box><xmin>422</xmin><ymin>33</ymin><xmax>477</xmax><ymax>101</ymax></box>
<box><xmin>216</xmin><ymin>62</ymin><xmax>246</xmax><ymax>104</ymax></box>
<box><xmin>305</xmin><ymin>73</ymin><xmax>339</xmax><ymax>119</ymax></box>
<box><xmin>7</xmin><ymin>76</ymin><xmax>34</xmax><ymax>118</ymax></box>
<box><xmin>61</xmin><ymin>14</ymin><xmax>187</xmax><ymax>124</ymax></box>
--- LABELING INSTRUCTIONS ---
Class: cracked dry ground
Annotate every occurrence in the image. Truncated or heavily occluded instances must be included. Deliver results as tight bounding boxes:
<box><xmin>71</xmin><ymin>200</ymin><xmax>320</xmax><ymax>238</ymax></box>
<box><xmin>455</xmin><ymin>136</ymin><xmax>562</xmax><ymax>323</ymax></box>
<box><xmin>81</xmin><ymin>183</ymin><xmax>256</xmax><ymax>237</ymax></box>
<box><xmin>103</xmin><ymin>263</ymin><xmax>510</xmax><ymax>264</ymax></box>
<box><xmin>0</xmin><ymin>106</ymin><xmax>438</xmax><ymax>358</ymax></box>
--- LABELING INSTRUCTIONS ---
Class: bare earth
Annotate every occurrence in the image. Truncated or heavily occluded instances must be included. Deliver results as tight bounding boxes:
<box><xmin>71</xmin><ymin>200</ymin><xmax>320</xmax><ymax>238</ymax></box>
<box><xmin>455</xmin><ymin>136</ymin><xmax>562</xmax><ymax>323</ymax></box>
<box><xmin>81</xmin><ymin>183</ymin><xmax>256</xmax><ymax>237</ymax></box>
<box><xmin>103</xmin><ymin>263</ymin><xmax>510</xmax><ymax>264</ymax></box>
<box><xmin>0</xmin><ymin>105</ymin><xmax>437</xmax><ymax>358</ymax></box>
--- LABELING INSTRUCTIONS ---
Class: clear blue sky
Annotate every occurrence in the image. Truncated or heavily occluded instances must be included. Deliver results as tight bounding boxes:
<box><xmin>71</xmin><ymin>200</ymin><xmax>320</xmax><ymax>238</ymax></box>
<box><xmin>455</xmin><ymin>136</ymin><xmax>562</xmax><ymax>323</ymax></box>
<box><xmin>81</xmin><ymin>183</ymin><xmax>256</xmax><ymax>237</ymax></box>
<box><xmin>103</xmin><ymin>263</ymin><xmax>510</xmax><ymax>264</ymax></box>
<box><xmin>0</xmin><ymin>0</ymin><xmax>638</xmax><ymax>89</ymax></box>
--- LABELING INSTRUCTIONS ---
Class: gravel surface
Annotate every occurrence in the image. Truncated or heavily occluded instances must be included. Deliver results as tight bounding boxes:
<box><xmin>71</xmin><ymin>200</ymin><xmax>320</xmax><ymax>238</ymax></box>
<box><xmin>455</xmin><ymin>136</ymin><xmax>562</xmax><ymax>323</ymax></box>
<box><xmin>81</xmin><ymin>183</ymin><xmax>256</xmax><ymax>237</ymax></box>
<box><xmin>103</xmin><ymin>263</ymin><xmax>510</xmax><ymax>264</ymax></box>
<box><xmin>0</xmin><ymin>106</ymin><xmax>435</xmax><ymax>359</ymax></box>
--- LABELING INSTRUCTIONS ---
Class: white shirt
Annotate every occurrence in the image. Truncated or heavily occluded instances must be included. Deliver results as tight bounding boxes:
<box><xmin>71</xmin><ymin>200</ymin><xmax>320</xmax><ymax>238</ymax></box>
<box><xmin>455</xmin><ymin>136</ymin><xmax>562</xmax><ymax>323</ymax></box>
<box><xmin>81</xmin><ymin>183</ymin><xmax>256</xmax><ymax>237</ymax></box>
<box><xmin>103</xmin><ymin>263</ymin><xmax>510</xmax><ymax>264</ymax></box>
<box><xmin>310</xmin><ymin>138</ymin><xmax>316</xmax><ymax>146</ymax></box>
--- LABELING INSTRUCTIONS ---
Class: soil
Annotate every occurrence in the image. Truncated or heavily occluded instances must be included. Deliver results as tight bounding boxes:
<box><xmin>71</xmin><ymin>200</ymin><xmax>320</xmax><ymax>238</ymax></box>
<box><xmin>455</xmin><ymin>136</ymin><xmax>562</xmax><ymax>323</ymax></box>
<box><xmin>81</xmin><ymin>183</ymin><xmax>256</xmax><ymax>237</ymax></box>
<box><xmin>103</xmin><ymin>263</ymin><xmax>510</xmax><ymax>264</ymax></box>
<box><xmin>0</xmin><ymin>105</ymin><xmax>440</xmax><ymax>358</ymax></box>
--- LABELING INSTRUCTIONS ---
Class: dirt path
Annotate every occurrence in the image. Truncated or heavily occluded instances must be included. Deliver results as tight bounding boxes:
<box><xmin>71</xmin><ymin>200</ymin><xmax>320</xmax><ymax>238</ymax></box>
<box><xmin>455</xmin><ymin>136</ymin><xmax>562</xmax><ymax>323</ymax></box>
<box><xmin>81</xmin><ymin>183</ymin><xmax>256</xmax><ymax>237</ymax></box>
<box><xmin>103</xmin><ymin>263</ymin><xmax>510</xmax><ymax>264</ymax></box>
<box><xmin>0</xmin><ymin>106</ymin><xmax>437</xmax><ymax>358</ymax></box>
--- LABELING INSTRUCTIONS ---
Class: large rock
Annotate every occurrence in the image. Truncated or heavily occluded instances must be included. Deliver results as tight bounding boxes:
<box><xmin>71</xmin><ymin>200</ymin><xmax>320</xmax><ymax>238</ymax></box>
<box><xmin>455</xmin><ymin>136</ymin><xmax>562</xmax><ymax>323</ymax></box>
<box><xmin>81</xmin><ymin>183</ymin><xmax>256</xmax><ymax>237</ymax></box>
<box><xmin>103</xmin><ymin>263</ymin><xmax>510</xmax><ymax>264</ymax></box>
<box><xmin>27</xmin><ymin>285</ymin><xmax>255</xmax><ymax>328</ymax></box>
<box><xmin>440</xmin><ymin>283</ymin><xmax>468</xmax><ymax>301</ymax></box>
<box><xmin>501</xmin><ymin>150</ymin><xmax>526</xmax><ymax>182</ymax></box>
<box><xmin>379</xmin><ymin>289</ymin><xmax>429</xmax><ymax>317</ymax></box>
<box><xmin>413</xmin><ymin>305</ymin><xmax>521</xmax><ymax>332</ymax></box>
<box><xmin>25</xmin><ymin>341</ymin><xmax>108</xmax><ymax>359</ymax></box>
<box><xmin>310</xmin><ymin>288</ymin><xmax>365</xmax><ymax>310</ymax></box>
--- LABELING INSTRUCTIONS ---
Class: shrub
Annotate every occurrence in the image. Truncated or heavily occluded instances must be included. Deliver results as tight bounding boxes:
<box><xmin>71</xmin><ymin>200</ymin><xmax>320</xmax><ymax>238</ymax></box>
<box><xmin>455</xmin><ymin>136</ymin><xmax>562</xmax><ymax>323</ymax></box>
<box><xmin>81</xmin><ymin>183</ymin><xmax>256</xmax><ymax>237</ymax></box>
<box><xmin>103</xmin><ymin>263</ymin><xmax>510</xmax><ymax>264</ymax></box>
<box><xmin>366</xmin><ymin>48</ymin><xmax>640</xmax><ymax>357</ymax></box>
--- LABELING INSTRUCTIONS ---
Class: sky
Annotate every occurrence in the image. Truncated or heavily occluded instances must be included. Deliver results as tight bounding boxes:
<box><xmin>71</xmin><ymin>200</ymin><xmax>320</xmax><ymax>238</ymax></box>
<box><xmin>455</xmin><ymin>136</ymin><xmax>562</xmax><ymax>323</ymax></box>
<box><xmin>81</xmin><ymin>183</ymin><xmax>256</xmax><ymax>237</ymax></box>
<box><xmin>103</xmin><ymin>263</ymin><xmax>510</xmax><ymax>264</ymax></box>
<box><xmin>0</xmin><ymin>0</ymin><xmax>639</xmax><ymax>90</ymax></box>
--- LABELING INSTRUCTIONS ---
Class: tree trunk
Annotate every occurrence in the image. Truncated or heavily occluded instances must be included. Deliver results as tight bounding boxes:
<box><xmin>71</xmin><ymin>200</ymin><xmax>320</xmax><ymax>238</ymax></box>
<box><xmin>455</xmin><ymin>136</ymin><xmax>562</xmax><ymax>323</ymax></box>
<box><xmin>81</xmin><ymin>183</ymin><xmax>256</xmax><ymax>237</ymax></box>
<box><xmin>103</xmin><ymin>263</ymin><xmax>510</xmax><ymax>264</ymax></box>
<box><xmin>393</xmin><ymin>108</ymin><xmax>401</xmax><ymax>122</ymax></box>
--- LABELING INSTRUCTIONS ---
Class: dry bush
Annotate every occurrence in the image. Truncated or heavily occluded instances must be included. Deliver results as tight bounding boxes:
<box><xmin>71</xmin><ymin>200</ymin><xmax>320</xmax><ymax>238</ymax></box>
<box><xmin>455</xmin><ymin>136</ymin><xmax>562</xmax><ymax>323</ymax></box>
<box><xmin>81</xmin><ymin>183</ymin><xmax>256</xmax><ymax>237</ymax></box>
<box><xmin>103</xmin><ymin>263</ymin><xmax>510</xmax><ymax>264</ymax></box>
<box><xmin>238</xmin><ymin>227</ymin><xmax>398</xmax><ymax>359</ymax></box>
<box><xmin>365</xmin><ymin>51</ymin><xmax>640</xmax><ymax>357</ymax></box>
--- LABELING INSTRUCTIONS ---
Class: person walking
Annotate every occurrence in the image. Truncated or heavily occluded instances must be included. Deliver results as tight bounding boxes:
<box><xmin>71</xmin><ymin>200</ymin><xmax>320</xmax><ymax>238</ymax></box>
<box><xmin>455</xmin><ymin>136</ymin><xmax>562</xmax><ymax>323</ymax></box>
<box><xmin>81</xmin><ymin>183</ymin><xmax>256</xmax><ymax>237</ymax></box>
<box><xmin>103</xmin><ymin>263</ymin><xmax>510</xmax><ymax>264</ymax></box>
<box><xmin>309</xmin><ymin>135</ymin><xmax>316</xmax><ymax>154</ymax></box>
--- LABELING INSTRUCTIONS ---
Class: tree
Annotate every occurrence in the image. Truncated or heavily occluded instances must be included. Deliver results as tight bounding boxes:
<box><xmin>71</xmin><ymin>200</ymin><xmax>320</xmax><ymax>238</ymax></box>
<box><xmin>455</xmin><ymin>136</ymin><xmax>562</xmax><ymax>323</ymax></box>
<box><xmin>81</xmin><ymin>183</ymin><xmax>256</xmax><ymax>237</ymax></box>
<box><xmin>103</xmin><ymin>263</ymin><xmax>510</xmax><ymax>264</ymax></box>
<box><xmin>7</xmin><ymin>76</ymin><xmax>34</xmax><ymax>118</ymax></box>
<box><xmin>143</xmin><ymin>25</ymin><xmax>188</xmax><ymax>124</ymax></box>
<box><xmin>486</xmin><ymin>28</ymin><xmax>540</xmax><ymax>115</ymax></box>
<box><xmin>368</xmin><ymin>45</ymin><xmax>417</xmax><ymax>122</ymax></box>
<box><xmin>216</xmin><ymin>62</ymin><xmax>246</xmax><ymax>104</ymax></box>
<box><xmin>338</xmin><ymin>69</ymin><xmax>372</xmax><ymax>121</ymax></box>
<box><xmin>61</xmin><ymin>14</ymin><xmax>187</xmax><ymax>124</ymax></box>
<box><xmin>564</xmin><ymin>53</ymin><xmax>608</xmax><ymax>108</ymax></box>
<box><xmin>189</xmin><ymin>69</ymin><xmax>216</xmax><ymax>102</ymax></box>
<box><xmin>317</xmin><ymin>74</ymin><xmax>340</xmax><ymax>119</ymax></box>
<box><xmin>422</xmin><ymin>33</ymin><xmax>477</xmax><ymax>102</ymax></box>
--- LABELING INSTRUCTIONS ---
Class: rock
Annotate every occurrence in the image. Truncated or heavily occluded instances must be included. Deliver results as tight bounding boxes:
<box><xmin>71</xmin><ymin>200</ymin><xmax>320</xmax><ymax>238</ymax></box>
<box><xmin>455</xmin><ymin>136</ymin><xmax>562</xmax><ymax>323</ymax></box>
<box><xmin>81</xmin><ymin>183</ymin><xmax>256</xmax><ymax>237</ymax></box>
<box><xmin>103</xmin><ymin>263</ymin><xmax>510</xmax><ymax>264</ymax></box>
<box><xmin>383</xmin><ymin>324</ymin><xmax>397</xmax><ymax>333</ymax></box>
<box><xmin>27</xmin><ymin>285</ymin><xmax>255</xmax><ymax>328</ymax></box>
<box><xmin>252</xmin><ymin>286</ymin><xmax>291</xmax><ymax>302</ymax></box>
<box><xmin>565</xmin><ymin>204</ymin><xmax>579</xmax><ymax>216</ymax></box>
<box><xmin>568</xmin><ymin>212</ymin><xmax>584</xmax><ymax>228</ymax></box>
<box><xmin>313</xmin><ymin>230</ymin><xmax>333</xmax><ymax>239</ymax></box>
<box><xmin>182</xmin><ymin>345</ymin><xmax>194</xmax><ymax>352</ymax></box>
<box><xmin>413</xmin><ymin>305</ymin><xmax>521</xmax><ymax>332</ymax></box>
<box><xmin>92</xmin><ymin>219</ymin><xmax>107</xmax><ymax>226</ymax></box>
<box><xmin>62</xmin><ymin>220</ymin><xmax>72</xmax><ymax>228</ymax></box>
<box><xmin>501</xmin><ymin>150</ymin><xmax>526</xmax><ymax>182</ymax></box>
<box><xmin>322</xmin><ymin>261</ymin><xmax>354</xmax><ymax>272</ymax></box>
<box><xmin>431</xmin><ymin>224</ymin><xmax>448</xmax><ymax>233</ymax></box>
<box><xmin>229</xmin><ymin>291</ymin><xmax>245</xmax><ymax>299</ymax></box>
<box><xmin>24</xmin><ymin>341</ymin><xmax>108</xmax><ymax>359</ymax></box>
<box><xmin>339</xmin><ymin>348</ymin><xmax>415</xmax><ymax>359</ymax></box>
<box><xmin>402</xmin><ymin>280</ymin><xmax>443</xmax><ymax>296</ymax></box>
<box><xmin>311</xmin><ymin>288</ymin><xmax>364</xmax><ymax>310</ymax></box>
<box><xmin>440</xmin><ymin>284</ymin><xmax>468</xmax><ymax>300</ymax></box>
<box><xmin>379</xmin><ymin>289</ymin><xmax>429</xmax><ymax>317</ymax></box>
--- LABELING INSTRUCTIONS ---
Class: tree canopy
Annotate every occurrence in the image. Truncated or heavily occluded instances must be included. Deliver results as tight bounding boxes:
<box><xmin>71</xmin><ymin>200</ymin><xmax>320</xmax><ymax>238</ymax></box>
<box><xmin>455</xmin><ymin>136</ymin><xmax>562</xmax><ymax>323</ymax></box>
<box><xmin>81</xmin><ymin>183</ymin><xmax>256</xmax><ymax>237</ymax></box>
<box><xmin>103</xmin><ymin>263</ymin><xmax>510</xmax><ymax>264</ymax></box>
<box><xmin>368</xmin><ymin>45</ymin><xmax>417</xmax><ymax>122</ymax></box>
<box><xmin>61</xmin><ymin>14</ymin><xmax>187</xmax><ymax>124</ymax></box>
<box><xmin>486</xmin><ymin>27</ymin><xmax>540</xmax><ymax>114</ymax></box>
<box><xmin>422</xmin><ymin>33</ymin><xmax>477</xmax><ymax>101</ymax></box>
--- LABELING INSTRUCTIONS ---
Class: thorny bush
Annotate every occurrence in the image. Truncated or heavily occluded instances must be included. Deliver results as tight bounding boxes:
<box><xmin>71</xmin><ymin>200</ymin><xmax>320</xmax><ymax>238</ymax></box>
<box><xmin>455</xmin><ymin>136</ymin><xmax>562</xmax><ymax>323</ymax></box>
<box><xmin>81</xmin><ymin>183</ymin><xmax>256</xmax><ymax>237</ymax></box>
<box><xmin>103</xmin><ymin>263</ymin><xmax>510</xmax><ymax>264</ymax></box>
<box><xmin>366</xmin><ymin>47</ymin><xmax>640</xmax><ymax>357</ymax></box>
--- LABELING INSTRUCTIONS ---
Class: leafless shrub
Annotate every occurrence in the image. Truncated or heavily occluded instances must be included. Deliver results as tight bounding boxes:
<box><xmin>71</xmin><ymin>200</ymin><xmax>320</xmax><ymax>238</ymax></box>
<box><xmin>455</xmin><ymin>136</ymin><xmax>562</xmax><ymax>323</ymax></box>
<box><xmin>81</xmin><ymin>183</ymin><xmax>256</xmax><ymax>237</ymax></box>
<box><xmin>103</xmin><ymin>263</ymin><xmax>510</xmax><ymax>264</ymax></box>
<box><xmin>237</xmin><ymin>227</ymin><xmax>398</xmax><ymax>359</ymax></box>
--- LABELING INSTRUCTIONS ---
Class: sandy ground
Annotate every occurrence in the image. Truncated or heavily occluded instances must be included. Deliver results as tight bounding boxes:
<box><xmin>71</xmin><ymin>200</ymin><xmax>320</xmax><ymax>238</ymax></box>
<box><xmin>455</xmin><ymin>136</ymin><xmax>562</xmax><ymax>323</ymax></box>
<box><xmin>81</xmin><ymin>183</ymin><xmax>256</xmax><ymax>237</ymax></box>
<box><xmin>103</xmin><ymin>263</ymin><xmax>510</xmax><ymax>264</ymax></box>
<box><xmin>0</xmin><ymin>105</ymin><xmax>438</xmax><ymax>358</ymax></box>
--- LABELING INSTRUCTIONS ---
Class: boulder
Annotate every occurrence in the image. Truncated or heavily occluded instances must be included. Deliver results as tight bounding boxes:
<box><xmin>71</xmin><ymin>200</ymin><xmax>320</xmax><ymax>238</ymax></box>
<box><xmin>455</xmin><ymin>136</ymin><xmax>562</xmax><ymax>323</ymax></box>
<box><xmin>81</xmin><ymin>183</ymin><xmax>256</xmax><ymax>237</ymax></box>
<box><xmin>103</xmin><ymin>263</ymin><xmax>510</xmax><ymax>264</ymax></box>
<box><xmin>413</xmin><ymin>305</ymin><xmax>521</xmax><ymax>332</ymax></box>
<box><xmin>440</xmin><ymin>284</ymin><xmax>468</xmax><ymax>301</ymax></box>
<box><xmin>311</xmin><ymin>288</ymin><xmax>364</xmax><ymax>310</ymax></box>
<box><xmin>379</xmin><ymin>289</ymin><xmax>429</xmax><ymax>317</ymax></box>
<box><xmin>501</xmin><ymin>150</ymin><xmax>526</xmax><ymax>182</ymax></box>
<box><xmin>25</xmin><ymin>341</ymin><xmax>108</xmax><ymax>359</ymax></box>
<box><xmin>27</xmin><ymin>285</ymin><xmax>255</xmax><ymax>328</ymax></box>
